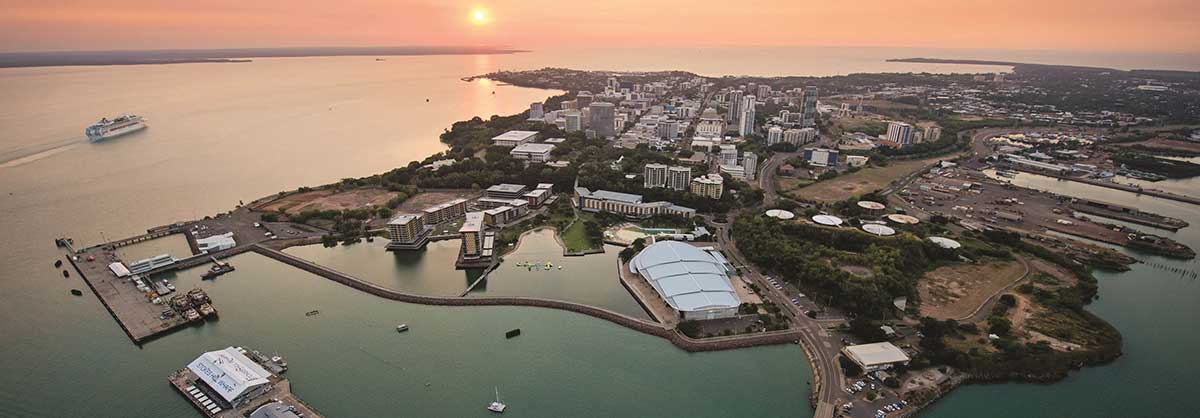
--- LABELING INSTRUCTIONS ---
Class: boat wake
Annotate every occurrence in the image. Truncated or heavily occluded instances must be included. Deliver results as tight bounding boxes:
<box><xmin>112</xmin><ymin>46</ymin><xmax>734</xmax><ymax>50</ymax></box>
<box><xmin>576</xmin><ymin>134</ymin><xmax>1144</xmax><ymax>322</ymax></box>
<box><xmin>0</xmin><ymin>140</ymin><xmax>80</xmax><ymax>169</ymax></box>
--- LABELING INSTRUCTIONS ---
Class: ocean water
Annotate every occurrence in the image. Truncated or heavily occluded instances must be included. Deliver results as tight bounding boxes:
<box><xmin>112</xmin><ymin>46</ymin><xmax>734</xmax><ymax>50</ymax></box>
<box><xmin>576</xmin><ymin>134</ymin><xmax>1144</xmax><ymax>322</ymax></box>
<box><xmin>1</xmin><ymin>49</ymin><xmax>1197</xmax><ymax>417</ymax></box>
<box><xmin>0</xmin><ymin>53</ymin><xmax>810</xmax><ymax>418</ymax></box>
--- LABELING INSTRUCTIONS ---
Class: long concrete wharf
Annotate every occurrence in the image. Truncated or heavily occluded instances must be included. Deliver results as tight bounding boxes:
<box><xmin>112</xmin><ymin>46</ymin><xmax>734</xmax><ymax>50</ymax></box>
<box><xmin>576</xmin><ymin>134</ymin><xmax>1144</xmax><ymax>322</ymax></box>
<box><xmin>67</xmin><ymin>249</ymin><xmax>188</xmax><ymax>343</ymax></box>
<box><xmin>65</xmin><ymin>242</ymin><xmax>250</xmax><ymax>344</ymax></box>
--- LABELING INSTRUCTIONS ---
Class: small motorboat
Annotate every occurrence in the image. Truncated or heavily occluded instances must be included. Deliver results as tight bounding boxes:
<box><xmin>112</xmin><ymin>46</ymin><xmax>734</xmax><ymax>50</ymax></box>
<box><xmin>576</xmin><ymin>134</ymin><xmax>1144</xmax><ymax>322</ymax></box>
<box><xmin>487</xmin><ymin>387</ymin><xmax>506</xmax><ymax>413</ymax></box>
<box><xmin>305</xmin><ymin>310</ymin><xmax>320</xmax><ymax>317</ymax></box>
<box><xmin>54</xmin><ymin>259</ymin><xmax>63</xmax><ymax>268</ymax></box>
<box><xmin>62</xmin><ymin>270</ymin><xmax>70</xmax><ymax>278</ymax></box>
<box><xmin>505</xmin><ymin>329</ymin><xmax>521</xmax><ymax>339</ymax></box>
<box><xmin>70</xmin><ymin>289</ymin><xmax>83</xmax><ymax>296</ymax></box>
<box><xmin>397</xmin><ymin>324</ymin><xmax>409</xmax><ymax>333</ymax></box>
<box><xmin>271</xmin><ymin>355</ymin><xmax>288</xmax><ymax>372</ymax></box>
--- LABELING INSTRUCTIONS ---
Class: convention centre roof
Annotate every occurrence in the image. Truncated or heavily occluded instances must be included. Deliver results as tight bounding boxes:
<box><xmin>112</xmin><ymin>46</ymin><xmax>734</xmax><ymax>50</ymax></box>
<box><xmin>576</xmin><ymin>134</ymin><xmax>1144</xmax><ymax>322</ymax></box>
<box><xmin>629</xmin><ymin>241</ymin><xmax>739</xmax><ymax>313</ymax></box>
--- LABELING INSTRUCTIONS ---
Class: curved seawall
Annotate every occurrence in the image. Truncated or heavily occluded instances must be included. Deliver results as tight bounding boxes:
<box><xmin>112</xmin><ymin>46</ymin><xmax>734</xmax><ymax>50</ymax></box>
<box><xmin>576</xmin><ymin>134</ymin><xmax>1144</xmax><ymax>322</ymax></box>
<box><xmin>251</xmin><ymin>244</ymin><xmax>800</xmax><ymax>352</ymax></box>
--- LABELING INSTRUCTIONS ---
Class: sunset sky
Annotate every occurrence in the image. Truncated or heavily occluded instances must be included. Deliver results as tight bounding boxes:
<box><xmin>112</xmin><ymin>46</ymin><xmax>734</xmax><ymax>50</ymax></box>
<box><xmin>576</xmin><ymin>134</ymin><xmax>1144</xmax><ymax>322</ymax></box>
<box><xmin>2</xmin><ymin>0</ymin><xmax>1198</xmax><ymax>53</ymax></box>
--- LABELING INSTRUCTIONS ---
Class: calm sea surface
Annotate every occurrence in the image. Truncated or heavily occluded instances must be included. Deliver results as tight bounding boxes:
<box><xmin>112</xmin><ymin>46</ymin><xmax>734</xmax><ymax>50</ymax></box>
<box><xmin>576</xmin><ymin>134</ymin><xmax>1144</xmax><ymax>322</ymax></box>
<box><xmin>0</xmin><ymin>49</ymin><xmax>1197</xmax><ymax>417</ymax></box>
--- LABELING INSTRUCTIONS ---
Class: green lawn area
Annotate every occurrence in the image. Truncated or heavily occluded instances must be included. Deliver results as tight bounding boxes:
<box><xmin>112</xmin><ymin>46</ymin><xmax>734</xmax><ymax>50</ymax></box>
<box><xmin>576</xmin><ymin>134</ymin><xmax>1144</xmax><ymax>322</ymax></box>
<box><xmin>560</xmin><ymin>212</ymin><xmax>602</xmax><ymax>253</ymax></box>
<box><xmin>432</xmin><ymin>218</ymin><xmax>464</xmax><ymax>235</ymax></box>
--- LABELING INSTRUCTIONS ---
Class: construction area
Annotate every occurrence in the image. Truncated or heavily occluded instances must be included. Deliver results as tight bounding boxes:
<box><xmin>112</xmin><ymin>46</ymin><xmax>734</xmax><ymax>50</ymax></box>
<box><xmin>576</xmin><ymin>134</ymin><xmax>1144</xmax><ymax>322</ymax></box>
<box><xmin>918</xmin><ymin>258</ymin><xmax>1028</xmax><ymax>320</ymax></box>
<box><xmin>785</xmin><ymin>156</ymin><xmax>942</xmax><ymax>203</ymax></box>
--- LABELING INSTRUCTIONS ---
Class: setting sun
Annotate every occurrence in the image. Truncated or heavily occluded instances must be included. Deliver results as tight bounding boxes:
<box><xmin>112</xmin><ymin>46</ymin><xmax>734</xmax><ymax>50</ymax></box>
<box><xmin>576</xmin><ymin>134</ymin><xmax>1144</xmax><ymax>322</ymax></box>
<box><xmin>470</xmin><ymin>7</ymin><xmax>488</xmax><ymax>25</ymax></box>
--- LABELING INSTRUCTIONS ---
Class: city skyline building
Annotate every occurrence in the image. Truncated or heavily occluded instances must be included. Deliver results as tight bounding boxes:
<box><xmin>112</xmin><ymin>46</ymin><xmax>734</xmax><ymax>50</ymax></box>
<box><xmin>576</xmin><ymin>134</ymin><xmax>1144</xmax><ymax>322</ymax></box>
<box><xmin>589</xmin><ymin>102</ymin><xmax>616</xmax><ymax>138</ymax></box>
<box><xmin>800</xmin><ymin>86</ymin><xmax>818</xmax><ymax>127</ymax></box>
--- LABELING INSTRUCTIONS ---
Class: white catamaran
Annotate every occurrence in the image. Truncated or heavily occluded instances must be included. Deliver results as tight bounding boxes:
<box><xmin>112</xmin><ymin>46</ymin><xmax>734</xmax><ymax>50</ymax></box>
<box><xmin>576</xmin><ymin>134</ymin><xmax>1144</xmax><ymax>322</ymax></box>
<box><xmin>487</xmin><ymin>386</ymin><xmax>507</xmax><ymax>413</ymax></box>
<box><xmin>85</xmin><ymin>114</ymin><xmax>146</xmax><ymax>142</ymax></box>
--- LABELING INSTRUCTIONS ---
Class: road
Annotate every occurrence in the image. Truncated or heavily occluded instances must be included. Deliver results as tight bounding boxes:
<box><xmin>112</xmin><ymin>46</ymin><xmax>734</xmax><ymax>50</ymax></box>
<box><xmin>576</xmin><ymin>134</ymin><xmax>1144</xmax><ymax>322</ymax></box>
<box><xmin>709</xmin><ymin>213</ymin><xmax>846</xmax><ymax>418</ymax></box>
<box><xmin>706</xmin><ymin>129</ymin><xmax>1021</xmax><ymax>417</ymax></box>
<box><xmin>759</xmin><ymin>151</ymin><xmax>798</xmax><ymax>205</ymax></box>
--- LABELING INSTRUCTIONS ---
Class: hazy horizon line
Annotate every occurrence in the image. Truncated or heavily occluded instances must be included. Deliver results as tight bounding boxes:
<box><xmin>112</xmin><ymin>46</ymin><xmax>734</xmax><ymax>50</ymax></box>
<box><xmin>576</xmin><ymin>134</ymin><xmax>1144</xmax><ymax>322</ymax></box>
<box><xmin>3</xmin><ymin>43</ymin><xmax>1198</xmax><ymax>56</ymax></box>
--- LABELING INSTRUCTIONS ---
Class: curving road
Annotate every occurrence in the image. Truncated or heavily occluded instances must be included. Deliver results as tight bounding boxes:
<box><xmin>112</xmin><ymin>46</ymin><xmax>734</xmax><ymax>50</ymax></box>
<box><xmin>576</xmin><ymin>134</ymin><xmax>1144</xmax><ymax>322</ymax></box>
<box><xmin>711</xmin><ymin>215</ymin><xmax>845</xmax><ymax>418</ymax></box>
<box><xmin>759</xmin><ymin>151</ymin><xmax>798</xmax><ymax>205</ymax></box>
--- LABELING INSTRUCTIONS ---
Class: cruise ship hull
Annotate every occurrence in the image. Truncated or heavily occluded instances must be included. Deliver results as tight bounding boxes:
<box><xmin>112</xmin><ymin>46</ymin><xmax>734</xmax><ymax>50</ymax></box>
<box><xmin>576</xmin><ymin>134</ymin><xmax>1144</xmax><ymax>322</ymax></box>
<box><xmin>87</xmin><ymin>122</ymin><xmax>147</xmax><ymax>142</ymax></box>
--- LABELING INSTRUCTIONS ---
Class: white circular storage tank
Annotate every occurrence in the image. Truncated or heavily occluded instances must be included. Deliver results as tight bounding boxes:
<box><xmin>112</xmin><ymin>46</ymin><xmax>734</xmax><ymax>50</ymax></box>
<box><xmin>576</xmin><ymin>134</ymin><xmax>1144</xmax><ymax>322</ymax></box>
<box><xmin>812</xmin><ymin>215</ymin><xmax>844</xmax><ymax>226</ymax></box>
<box><xmin>886</xmin><ymin>214</ymin><xmax>921</xmax><ymax>225</ymax></box>
<box><xmin>861</xmin><ymin>224</ymin><xmax>896</xmax><ymax>236</ymax></box>
<box><xmin>857</xmin><ymin>201</ymin><xmax>886</xmax><ymax>211</ymax></box>
<box><xmin>929</xmin><ymin>236</ymin><xmax>962</xmax><ymax>249</ymax></box>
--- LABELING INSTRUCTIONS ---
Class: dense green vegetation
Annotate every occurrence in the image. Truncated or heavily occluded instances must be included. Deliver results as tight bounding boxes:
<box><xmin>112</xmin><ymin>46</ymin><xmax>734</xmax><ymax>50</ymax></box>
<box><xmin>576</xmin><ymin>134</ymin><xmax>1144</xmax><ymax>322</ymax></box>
<box><xmin>999</xmin><ymin>64</ymin><xmax>1200</xmax><ymax>125</ymax></box>
<box><xmin>732</xmin><ymin>215</ymin><xmax>959</xmax><ymax>317</ymax></box>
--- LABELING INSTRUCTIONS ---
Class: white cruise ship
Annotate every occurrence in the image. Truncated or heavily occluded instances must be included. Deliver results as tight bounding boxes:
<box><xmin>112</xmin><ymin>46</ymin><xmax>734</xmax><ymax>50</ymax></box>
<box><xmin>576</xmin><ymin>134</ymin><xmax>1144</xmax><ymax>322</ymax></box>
<box><xmin>85</xmin><ymin>114</ymin><xmax>146</xmax><ymax>142</ymax></box>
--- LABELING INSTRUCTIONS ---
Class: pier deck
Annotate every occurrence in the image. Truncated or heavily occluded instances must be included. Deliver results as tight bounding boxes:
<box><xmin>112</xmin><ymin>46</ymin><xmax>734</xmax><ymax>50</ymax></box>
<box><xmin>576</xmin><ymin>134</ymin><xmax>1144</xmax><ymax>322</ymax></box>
<box><xmin>68</xmin><ymin>247</ymin><xmax>191</xmax><ymax>343</ymax></box>
<box><xmin>65</xmin><ymin>205</ymin><xmax>326</xmax><ymax>344</ymax></box>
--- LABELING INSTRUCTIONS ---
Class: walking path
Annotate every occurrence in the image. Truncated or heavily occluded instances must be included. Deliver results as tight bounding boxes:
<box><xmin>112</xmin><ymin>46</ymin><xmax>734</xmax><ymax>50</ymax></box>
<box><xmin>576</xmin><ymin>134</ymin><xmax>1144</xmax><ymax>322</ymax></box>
<box><xmin>955</xmin><ymin>255</ymin><xmax>1032</xmax><ymax>323</ymax></box>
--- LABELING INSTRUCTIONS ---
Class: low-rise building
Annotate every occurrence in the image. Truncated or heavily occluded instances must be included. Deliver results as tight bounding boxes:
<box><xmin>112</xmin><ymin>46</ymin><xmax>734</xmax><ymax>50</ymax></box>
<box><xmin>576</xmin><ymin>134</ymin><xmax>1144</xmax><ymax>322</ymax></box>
<box><xmin>485</xmin><ymin>183</ymin><xmax>529</xmax><ymax>200</ymax></box>
<box><xmin>841</xmin><ymin>342</ymin><xmax>910</xmax><ymax>372</ymax></box>
<box><xmin>509</xmin><ymin>143</ymin><xmax>556</xmax><ymax>163</ymax></box>
<box><xmin>846</xmin><ymin>155</ymin><xmax>870</xmax><ymax>167</ymax></box>
<box><xmin>491</xmin><ymin>130</ymin><xmax>539</xmax><ymax>147</ymax></box>
<box><xmin>524</xmin><ymin>188</ymin><xmax>550</xmax><ymax>207</ymax></box>
<box><xmin>694</xmin><ymin>107</ymin><xmax>725</xmax><ymax>137</ymax></box>
<box><xmin>719</xmin><ymin>164</ymin><xmax>747</xmax><ymax>180</ymax></box>
<box><xmin>477</xmin><ymin>197</ymin><xmax>528</xmax><ymax>210</ymax></box>
<box><xmin>803</xmin><ymin>148</ymin><xmax>839</xmax><ymax>167</ymax></box>
<box><xmin>128</xmin><ymin>253</ymin><xmax>178</xmax><ymax>275</ymax></box>
<box><xmin>196</xmin><ymin>232</ymin><xmax>236</xmax><ymax>253</ymax></box>
<box><xmin>482</xmin><ymin>206</ymin><xmax>513</xmax><ymax>226</ymax></box>
<box><xmin>422</xmin><ymin>198</ymin><xmax>469</xmax><ymax>224</ymax></box>
<box><xmin>187</xmin><ymin>347</ymin><xmax>274</xmax><ymax>408</ymax></box>
<box><xmin>575</xmin><ymin>187</ymin><xmax>695</xmax><ymax>219</ymax></box>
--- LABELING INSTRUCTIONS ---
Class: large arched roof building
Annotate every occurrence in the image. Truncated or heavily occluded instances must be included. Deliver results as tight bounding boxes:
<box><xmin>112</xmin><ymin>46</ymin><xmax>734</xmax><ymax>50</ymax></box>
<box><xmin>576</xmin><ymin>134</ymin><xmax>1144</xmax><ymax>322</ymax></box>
<box><xmin>628</xmin><ymin>241</ymin><xmax>740</xmax><ymax>320</ymax></box>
